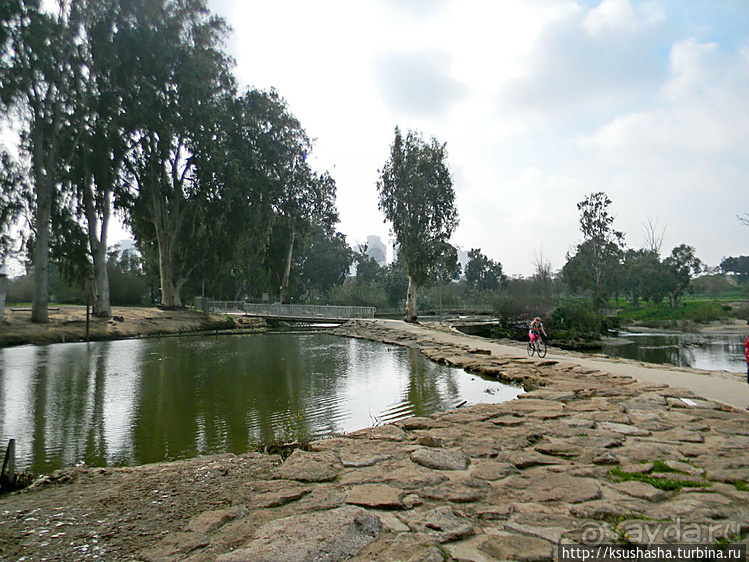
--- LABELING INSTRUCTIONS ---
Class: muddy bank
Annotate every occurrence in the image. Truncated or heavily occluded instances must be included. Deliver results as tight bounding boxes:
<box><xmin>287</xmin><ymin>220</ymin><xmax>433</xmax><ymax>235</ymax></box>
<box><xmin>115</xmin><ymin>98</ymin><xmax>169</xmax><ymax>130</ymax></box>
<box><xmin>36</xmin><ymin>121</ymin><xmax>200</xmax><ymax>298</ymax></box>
<box><xmin>1</xmin><ymin>319</ymin><xmax>748</xmax><ymax>561</ymax></box>
<box><xmin>0</xmin><ymin>306</ymin><xmax>260</xmax><ymax>348</ymax></box>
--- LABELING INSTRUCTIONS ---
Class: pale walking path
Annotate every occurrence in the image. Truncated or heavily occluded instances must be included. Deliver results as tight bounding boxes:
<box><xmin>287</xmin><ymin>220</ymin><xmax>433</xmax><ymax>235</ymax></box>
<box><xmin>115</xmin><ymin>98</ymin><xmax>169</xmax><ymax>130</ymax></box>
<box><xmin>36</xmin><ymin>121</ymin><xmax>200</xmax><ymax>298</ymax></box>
<box><xmin>373</xmin><ymin>319</ymin><xmax>749</xmax><ymax>411</ymax></box>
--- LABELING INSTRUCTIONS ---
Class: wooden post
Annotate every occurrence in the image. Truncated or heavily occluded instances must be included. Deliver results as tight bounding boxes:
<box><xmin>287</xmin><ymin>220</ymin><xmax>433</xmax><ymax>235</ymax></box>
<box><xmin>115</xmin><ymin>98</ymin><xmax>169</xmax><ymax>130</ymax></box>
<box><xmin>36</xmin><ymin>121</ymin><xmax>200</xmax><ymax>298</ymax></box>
<box><xmin>85</xmin><ymin>278</ymin><xmax>92</xmax><ymax>341</ymax></box>
<box><xmin>1</xmin><ymin>439</ymin><xmax>15</xmax><ymax>490</ymax></box>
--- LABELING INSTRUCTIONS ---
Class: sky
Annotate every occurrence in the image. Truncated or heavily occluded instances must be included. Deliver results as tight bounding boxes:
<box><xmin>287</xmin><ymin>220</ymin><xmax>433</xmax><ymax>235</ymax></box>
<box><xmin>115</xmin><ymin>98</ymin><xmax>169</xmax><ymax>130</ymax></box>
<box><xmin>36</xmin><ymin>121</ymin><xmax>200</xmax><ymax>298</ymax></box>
<box><xmin>202</xmin><ymin>0</ymin><xmax>749</xmax><ymax>277</ymax></box>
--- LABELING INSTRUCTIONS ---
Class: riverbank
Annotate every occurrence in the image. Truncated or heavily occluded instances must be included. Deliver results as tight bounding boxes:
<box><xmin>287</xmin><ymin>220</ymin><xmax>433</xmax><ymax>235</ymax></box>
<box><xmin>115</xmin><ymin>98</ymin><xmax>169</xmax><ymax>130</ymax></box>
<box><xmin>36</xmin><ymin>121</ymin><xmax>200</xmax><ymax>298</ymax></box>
<box><xmin>0</xmin><ymin>306</ymin><xmax>257</xmax><ymax>347</ymax></box>
<box><xmin>1</xmin><ymin>318</ymin><xmax>747</xmax><ymax>561</ymax></box>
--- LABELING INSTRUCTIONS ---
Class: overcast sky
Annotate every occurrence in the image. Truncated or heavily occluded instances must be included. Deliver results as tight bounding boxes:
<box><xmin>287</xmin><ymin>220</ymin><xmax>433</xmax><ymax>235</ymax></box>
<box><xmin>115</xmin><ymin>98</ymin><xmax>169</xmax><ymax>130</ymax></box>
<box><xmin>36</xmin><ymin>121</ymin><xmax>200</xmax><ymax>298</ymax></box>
<box><xmin>203</xmin><ymin>0</ymin><xmax>749</xmax><ymax>276</ymax></box>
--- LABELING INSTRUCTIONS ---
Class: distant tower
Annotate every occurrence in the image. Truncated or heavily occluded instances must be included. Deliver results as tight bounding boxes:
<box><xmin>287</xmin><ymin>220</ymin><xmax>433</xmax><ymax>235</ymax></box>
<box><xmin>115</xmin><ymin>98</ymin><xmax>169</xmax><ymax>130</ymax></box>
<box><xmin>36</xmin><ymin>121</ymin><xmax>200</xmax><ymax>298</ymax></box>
<box><xmin>366</xmin><ymin>235</ymin><xmax>387</xmax><ymax>267</ymax></box>
<box><xmin>457</xmin><ymin>247</ymin><xmax>469</xmax><ymax>278</ymax></box>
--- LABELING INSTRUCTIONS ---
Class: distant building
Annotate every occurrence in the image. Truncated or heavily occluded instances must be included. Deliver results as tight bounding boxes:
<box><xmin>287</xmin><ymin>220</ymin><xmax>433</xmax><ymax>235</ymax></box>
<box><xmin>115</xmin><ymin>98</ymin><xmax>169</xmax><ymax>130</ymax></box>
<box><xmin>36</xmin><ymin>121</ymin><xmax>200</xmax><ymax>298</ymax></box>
<box><xmin>457</xmin><ymin>247</ymin><xmax>469</xmax><ymax>278</ymax></box>
<box><xmin>366</xmin><ymin>235</ymin><xmax>387</xmax><ymax>267</ymax></box>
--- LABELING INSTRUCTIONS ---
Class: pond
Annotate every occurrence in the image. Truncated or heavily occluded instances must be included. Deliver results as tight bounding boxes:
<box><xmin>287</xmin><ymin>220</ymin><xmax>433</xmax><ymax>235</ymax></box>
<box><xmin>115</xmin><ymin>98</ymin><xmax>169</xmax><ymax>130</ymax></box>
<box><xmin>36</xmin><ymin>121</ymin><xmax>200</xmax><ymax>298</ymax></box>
<box><xmin>0</xmin><ymin>332</ymin><xmax>522</xmax><ymax>473</ymax></box>
<box><xmin>596</xmin><ymin>331</ymin><xmax>747</xmax><ymax>373</ymax></box>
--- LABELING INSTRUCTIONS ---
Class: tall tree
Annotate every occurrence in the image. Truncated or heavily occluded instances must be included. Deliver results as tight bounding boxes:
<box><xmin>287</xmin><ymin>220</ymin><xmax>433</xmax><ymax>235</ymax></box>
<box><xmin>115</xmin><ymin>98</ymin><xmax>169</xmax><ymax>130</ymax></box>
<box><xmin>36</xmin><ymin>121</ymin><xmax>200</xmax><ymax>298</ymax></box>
<box><xmin>273</xmin><ymin>170</ymin><xmax>338</xmax><ymax>304</ymax></box>
<box><xmin>720</xmin><ymin>255</ymin><xmax>749</xmax><ymax>284</ymax></box>
<box><xmin>377</xmin><ymin>127</ymin><xmax>459</xmax><ymax>322</ymax></box>
<box><xmin>297</xmin><ymin>227</ymin><xmax>353</xmax><ymax>299</ymax></box>
<box><xmin>663</xmin><ymin>244</ymin><xmax>702</xmax><ymax>307</ymax></box>
<box><xmin>563</xmin><ymin>192</ymin><xmax>625</xmax><ymax>308</ymax></box>
<box><xmin>1</xmin><ymin>0</ymin><xmax>86</xmax><ymax>322</ymax></box>
<box><xmin>465</xmin><ymin>248</ymin><xmax>506</xmax><ymax>293</ymax></box>
<box><xmin>67</xmin><ymin>0</ymin><xmax>139</xmax><ymax>317</ymax></box>
<box><xmin>121</xmin><ymin>0</ymin><xmax>234</xmax><ymax>307</ymax></box>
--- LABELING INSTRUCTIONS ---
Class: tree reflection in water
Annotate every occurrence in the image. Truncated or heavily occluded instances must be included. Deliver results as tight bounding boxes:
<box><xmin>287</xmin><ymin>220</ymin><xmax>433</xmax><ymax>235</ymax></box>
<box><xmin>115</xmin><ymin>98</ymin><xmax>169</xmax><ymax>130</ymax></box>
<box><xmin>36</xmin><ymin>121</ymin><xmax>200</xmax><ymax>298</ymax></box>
<box><xmin>1</xmin><ymin>333</ymin><xmax>522</xmax><ymax>472</ymax></box>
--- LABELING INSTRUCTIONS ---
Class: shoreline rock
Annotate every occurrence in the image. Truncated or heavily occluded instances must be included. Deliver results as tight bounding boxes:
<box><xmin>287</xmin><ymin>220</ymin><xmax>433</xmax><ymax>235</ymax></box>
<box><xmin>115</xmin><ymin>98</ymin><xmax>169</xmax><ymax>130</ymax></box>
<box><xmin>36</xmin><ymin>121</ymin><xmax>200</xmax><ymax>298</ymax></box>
<box><xmin>0</xmin><ymin>319</ymin><xmax>747</xmax><ymax>561</ymax></box>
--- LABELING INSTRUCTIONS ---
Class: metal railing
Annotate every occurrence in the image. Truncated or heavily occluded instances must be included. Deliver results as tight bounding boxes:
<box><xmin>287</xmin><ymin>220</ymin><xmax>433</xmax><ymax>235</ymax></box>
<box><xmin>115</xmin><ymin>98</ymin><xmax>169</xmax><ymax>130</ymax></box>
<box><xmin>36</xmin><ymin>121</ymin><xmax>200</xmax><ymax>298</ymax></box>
<box><xmin>242</xmin><ymin>303</ymin><xmax>376</xmax><ymax>321</ymax></box>
<box><xmin>208</xmin><ymin>300</ymin><xmax>246</xmax><ymax>313</ymax></box>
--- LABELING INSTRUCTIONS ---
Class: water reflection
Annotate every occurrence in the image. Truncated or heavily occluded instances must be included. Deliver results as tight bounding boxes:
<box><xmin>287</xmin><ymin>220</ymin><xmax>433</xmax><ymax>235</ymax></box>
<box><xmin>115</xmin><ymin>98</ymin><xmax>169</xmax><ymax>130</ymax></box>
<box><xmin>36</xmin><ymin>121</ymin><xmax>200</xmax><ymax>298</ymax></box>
<box><xmin>0</xmin><ymin>333</ymin><xmax>521</xmax><ymax>472</ymax></box>
<box><xmin>600</xmin><ymin>331</ymin><xmax>746</xmax><ymax>372</ymax></box>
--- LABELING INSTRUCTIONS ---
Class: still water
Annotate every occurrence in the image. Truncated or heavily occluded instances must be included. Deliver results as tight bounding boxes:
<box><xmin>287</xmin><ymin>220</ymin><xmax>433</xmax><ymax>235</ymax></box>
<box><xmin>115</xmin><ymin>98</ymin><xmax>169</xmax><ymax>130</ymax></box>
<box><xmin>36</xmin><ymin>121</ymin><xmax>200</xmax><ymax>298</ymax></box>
<box><xmin>598</xmin><ymin>331</ymin><xmax>747</xmax><ymax>373</ymax></box>
<box><xmin>0</xmin><ymin>333</ymin><xmax>521</xmax><ymax>473</ymax></box>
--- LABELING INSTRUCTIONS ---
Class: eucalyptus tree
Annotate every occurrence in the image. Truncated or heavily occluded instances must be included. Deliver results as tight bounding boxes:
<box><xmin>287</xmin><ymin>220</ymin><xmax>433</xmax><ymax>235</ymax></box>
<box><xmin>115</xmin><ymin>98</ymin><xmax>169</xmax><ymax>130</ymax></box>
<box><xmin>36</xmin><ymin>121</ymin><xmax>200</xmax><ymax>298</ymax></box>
<box><xmin>120</xmin><ymin>0</ymin><xmax>235</xmax><ymax>307</ymax></box>
<box><xmin>377</xmin><ymin>127</ymin><xmax>459</xmax><ymax>323</ymax></box>
<box><xmin>563</xmin><ymin>192</ymin><xmax>625</xmax><ymax>308</ymax></box>
<box><xmin>274</xmin><ymin>171</ymin><xmax>338</xmax><ymax>303</ymax></box>
<box><xmin>0</xmin><ymin>0</ymin><xmax>86</xmax><ymax>322</ymax></box>
<box><xmin>297</xmin><ymin>227</ymin><xmax>352</xmax><ymax>300</ymax></box>
<box><xmin>663</xmin><ymin>244</ymin><xmax>702</xmax><ymax>307</ymax></box>
<box><xmin>55</xmin><ymin>0</ymin><xmax>141</xmax><ymax>317</ymax></box>
<box><xmin>190</xmin><ymin>88</ymin><xmax>329</xmax><ymax>302</ymax></box>
<box><xmin>465</xmin><ymin>248</ymin><xmax>506</xmax><ymax>293</ymax></box>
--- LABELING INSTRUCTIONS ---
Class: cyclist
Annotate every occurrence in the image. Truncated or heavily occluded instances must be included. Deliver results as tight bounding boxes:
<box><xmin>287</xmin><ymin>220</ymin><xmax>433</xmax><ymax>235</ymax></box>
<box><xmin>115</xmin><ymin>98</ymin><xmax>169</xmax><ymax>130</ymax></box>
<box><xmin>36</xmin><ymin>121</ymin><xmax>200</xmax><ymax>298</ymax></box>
<box><xmin>529</xmin><ymin>317</ymin><xmax>547</xmax><ymax>347</ymax></box>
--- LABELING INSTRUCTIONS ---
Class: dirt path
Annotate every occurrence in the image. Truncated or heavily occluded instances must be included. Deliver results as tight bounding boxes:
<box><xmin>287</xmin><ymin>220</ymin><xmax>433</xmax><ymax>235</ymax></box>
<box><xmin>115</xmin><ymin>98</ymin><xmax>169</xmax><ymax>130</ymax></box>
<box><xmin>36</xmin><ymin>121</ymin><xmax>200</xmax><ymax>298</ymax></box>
<box><xmin>374</xmin><ymin>319</ymin><xmax>749</xmax><ymax>411</ymax></box>
<box><xmin>0</xmin><ymin>306</ymin><xmax>252</xmax><ymax>347</ymax></box>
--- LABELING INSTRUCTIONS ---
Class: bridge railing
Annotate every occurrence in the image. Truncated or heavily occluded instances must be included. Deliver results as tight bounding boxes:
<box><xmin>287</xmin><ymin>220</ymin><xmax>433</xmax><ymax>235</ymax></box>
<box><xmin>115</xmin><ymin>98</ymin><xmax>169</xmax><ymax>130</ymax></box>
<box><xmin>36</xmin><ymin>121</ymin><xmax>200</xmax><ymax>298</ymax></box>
<box><xmin>242</xmin><ymin>303</ymin><xmax>376</xmax><ymax>320</ymax></box>
<box><xmin>201</xmin><ymin>300</ymin><xmax>376</xmax><ymax>320</ymax></box>
<box><xmin>208</xmin><ymin>300</ymin><xmax>245</xmax><ymax>313</ymax></box>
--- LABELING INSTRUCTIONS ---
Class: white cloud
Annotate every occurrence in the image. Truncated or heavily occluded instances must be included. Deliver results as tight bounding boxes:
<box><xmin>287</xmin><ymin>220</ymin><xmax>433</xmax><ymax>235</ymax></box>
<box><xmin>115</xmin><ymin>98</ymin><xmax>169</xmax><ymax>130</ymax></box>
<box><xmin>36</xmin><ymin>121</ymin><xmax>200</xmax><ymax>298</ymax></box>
<box><xmin>499</xmin><ymin>0</ymin><xmax>666</xmax><ymax>121</ymax></box>
<box><xmin>582</xmin><ymin>0</ymin><xmax>664</xmax><ymax>39</ymax></box>
<box><xmin>210</xmin><ymin>0</ymin><xmax>749</xmax><ymax>275</ymax></box>
<box><xmin>373</xmin><ymin>49</ymin><xmax>468</xmax><ymax>118</ymax></box>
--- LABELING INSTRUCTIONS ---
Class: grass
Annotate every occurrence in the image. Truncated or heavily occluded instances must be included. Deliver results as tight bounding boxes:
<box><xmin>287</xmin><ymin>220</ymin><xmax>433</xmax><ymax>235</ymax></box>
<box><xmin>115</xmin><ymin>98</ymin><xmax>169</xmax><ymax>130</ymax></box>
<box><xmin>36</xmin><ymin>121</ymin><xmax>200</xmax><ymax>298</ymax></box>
<box><xmin>608</xmin><ymin>465</ymin><xmax>710</xmax><ymax>491</ymax></box>
<box><xmin>615</xmin><ymin>299</ymin><xmax>737</xmax><ymax>327</ymax></box>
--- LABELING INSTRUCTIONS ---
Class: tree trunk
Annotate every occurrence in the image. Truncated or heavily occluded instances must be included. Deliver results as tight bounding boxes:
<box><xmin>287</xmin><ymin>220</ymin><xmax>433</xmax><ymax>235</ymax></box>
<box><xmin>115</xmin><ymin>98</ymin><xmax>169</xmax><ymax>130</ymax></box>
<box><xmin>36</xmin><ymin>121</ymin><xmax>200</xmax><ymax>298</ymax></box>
<box><xmin>85</xmin><ymin>175</ymin><xmax>112</xmax><ymax>318</ymax></box>
<box><xmin>157</xmin><ymin>236</ymin><xmax>182</xmax><ymax>308</ymax></box>
<box><xmin>31</xmin><ymin>138</ymin><xmax>53</xmax><ymax>324</ymax></box>
<box><xmin>31</xmin><ymin>189</ymin><xmax>51</xmax><ymax>324</ymax></box>
<box><xmin>405</xmin><ymin>275</ymin><xmax>418</xmax><ymax>323</ymax></box>
<box><xmin>280</xmin><ymin>227</ymin><xmax>295</xmax><ymax>304</ymax></box>
<box><xmin>153</xmin><ymin>192</ymin><xmax>182</xmax><ymax>308</ymax></box>
<box><xmin>91</xmin><ymin>243</ymin><xmax>111</xmax><ymax>317</ymax></box>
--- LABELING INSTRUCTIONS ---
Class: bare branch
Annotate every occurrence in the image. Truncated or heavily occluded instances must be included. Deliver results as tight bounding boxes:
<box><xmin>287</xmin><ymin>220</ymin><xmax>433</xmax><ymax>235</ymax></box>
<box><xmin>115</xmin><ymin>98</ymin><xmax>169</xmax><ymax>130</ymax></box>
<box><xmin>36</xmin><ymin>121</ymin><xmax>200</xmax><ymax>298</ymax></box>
<box><xmin>643</xmin><ymin>216</ymin><xmax>666</xmax><ymax>254</ymax></box>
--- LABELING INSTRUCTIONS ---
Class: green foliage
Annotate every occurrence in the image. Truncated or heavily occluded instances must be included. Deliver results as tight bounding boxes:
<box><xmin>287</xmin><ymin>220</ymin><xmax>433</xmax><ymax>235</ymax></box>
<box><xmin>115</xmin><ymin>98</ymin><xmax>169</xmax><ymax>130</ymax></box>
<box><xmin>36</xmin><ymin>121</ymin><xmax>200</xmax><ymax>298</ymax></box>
<box><xmin>564</xmin><ymin>192</ymin><xmax>625</xmax><ymax>308</ymax></box>
<box><xmin>377</xmin><ymin>127</ymin><xmax>459</xmax><ymax>321</ymax></box>
<box><xmin>550</xmin><ymin>300</ymin><xmax>604</xmax><ymax>340</ymax></box>
<box><xmin>0</xmin><ymin>152</ymin><xmax>27</xmax><ymax>261</ymax></box>
<box><xmin>616</xmin><ymin>300</ymin><xmax>730</xmax><ymax>327</ymax></box>
<box><xmin>720</xmin><ymin>255</ymin><xmax>749</xmax><ymax>283</ymax></box>
<box><xmin>108</xmin><ymin>250</ymin><xmax>148</xmax><ymax>306</ymax></box>
<box><xmin>690</xmin><ymin>274</ymin><xmax>737</xmax><ymax>296</ymax></box>
<box><xmin>465</xmin><ymin>248</ymin><xmax>506</xmax><ymax>293</ymax></box>
<box><xmin>298</xmin><ymin>228</ymin><xmax>353</xmax><ymax>298</ymax></box>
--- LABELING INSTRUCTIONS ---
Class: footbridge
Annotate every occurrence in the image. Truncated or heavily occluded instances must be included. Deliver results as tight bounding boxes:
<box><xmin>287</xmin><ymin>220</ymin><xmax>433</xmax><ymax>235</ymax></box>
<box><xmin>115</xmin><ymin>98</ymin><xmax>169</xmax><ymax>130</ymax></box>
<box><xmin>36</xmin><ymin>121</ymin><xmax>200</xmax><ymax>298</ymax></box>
<box><xmin>208</xmin><ymin>301</ymin><xmax>376</xmax><ymax>323</ymax></box>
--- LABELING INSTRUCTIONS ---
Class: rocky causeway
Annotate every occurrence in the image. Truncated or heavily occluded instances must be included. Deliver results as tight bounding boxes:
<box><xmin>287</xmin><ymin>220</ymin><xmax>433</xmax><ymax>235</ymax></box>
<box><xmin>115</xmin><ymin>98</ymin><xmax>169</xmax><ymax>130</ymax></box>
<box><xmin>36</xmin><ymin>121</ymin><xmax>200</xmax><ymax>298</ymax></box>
<box><xmin>1</xmin><ymin>319</ymin><xmax>747</xmax><ymax>561</ymax></box>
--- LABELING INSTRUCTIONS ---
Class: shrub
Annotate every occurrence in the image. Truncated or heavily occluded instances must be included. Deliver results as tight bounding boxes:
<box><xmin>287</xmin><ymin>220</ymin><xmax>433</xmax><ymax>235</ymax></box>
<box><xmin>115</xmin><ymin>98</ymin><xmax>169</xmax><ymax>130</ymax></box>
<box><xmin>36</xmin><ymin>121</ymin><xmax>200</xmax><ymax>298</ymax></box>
<box><xmin>551</xmin><ymin>300</ymin><xmax>602</xmax><ymax>334</ymax></box>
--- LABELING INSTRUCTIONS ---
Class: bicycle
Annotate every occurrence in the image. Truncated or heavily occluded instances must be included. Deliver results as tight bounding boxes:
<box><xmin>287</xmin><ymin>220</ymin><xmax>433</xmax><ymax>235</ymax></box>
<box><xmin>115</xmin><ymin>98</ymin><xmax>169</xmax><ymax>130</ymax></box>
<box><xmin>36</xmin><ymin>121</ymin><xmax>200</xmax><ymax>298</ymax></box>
<box><xmin>527</xmin><ymin>337</ymin><xmax>547</xmax><ymax>358</ymax></box>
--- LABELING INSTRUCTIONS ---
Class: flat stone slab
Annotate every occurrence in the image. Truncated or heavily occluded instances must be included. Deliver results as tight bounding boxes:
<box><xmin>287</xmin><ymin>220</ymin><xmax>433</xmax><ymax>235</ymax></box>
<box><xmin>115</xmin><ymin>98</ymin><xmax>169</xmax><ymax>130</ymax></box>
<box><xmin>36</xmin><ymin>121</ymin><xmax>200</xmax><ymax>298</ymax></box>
<box><xmin>612</xmin><ymin>481</ymin><xmax>669</xmax><ymax>502</ymax></box>
<box><xmin>418</xmin><ymin>505</ymin><xmax>475</xmax><ymax>543</ymax></box>
<box><xmin>505</xmin><ymin>472</ymin><xmax>603</xmax><ymax>504</ymax></box>
<box><xmin>272</xmin><ymin>450</ymin><xmax>340</xmax><ymax>482</ymax></box>
<box><xmin>346</xmin><ymin>484</ymin><xmax>408</xmax><ymax>509</ymax></box>
<box><xmin>410</xmin><ymin>447</ymin><xmax>470</xmax><ymax>471</ymax></box>
<box><xmin>249</xmin><ymin>484</ymin><xmax>312</xmax><ymax>508</ymax></box>
<box><xmin>478</xmin><ymin>532</ymin><xmax>554</xmax><ymax>562</ymax></box>
<box><xmin>188</xmin><ymin>506</ymin><xmax>247</xmax><ymax>533</ymax></box>
<box><xmin>140</xmin><ymin>532</ymin><xmax>209</xmax><ymax>562</ymax></box>
<box><xmin>598</xmin><ymin>421</ymin><xmax>652</xmax><ymax>436</ymax></box>
<box><xmin>216</xmin><ymin>506</ymin><xmax>381</xmax><ymax>562</ymax></box>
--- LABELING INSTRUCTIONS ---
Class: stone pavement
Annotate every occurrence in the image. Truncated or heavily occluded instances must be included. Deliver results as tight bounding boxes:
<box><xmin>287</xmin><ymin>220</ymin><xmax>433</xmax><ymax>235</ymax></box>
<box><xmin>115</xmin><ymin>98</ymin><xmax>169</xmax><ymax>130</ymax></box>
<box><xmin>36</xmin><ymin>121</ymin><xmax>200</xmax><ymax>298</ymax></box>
<box><xmin>137</xmin><ymin>320</ymin><xmax>748</xmax><ymax>561</ymax></box>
